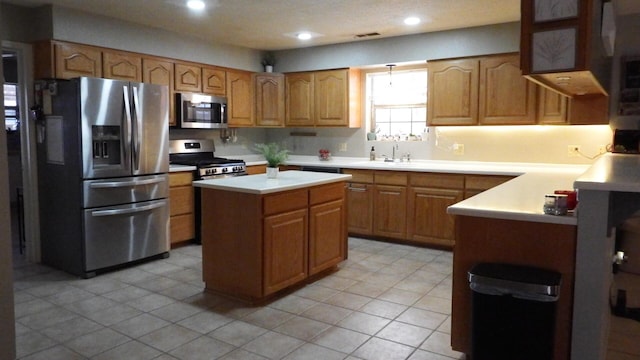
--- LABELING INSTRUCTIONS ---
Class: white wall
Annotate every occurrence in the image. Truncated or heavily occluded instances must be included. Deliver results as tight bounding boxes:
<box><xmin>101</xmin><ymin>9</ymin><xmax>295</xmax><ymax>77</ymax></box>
<box><xmin>608</xmin><ymin>13</ymin><xmax>640</xmax><ymax>129</ymax></box>
<box><xmin>0</xmin><ymin>3</ymin><xmax>17</xmax><ymax>358</ymax></box>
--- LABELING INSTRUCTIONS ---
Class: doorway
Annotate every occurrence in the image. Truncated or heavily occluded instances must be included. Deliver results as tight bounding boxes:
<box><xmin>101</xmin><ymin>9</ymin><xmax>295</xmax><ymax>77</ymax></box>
<box><xmin>2</xmin><ymin>41</ymin><xmax>38</xmax><ymax>265</ymax></box>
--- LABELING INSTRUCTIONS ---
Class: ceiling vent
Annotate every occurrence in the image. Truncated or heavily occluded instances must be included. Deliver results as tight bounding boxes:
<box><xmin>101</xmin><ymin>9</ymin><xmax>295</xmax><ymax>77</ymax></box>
<box><xmin>354</xmin><ymin>32</ymin><xmax>381</xmax><ymax>38</ymax></box>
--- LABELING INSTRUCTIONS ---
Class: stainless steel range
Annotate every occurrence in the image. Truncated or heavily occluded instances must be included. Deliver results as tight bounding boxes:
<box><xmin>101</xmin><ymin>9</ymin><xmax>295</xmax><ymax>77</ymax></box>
<box><xmin>169</xmin><ymin>139</ymin><xmax>247</xmax><ymax>179</ymax></box>
<box><xmin>169</xmin><ymin>139</ymin><xmax>246</xmax><ymax>242</ymax></box>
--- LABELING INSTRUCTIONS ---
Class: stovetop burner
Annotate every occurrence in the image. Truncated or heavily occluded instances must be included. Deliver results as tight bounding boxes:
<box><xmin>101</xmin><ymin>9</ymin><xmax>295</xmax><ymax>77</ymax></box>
<box><xmin>169</xmin><ymin>139</ymin><xmax>247</xmax><ymax>179</ymax></box>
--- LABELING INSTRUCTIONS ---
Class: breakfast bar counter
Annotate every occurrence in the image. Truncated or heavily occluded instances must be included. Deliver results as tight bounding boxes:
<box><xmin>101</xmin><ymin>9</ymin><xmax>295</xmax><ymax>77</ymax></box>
<box><xmin>194</xmin><ymin>171</ymin><xmax>351</xmax><ymax>302</ymax></box>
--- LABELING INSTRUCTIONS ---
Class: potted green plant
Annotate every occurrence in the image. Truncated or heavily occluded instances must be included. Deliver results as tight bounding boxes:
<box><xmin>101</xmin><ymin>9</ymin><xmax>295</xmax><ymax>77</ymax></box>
<box><xmin>255</xmin><ymin>142</ymin><xmax>289</xmax><ymax>178</ymax></box>
<box><xmin>261</xmin><ymin>52</ymin><xmax>276</xmax><ymax>72</ymax></box>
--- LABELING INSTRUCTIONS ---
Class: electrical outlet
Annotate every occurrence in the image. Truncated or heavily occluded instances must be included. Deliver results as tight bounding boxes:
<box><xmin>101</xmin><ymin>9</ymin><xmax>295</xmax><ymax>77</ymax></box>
<box><xmin>568</xmin><ymin>145</ymin><xmax>581</xmax><ymax>157</ymax></box>
<box><xmin>338</xmin><ymin>142</ymin><xmax>347</xmax><ymax>152</ymax></box>
<box><xmin>453</xmin><ymin>143</ymin><xmax>464</xmax><ymax>155</ymax></box>
<box><xmin>598</xmin><ymin>145</ymin><xmax>607</xmax><ymax>154</ymax></box>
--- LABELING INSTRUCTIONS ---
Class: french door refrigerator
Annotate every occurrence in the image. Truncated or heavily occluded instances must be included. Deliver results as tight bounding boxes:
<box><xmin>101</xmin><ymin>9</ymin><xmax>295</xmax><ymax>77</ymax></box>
<box><xmin>37</xmin><ymin>77</ymin><xmax>170</xmax><ymax>278</ymax></box>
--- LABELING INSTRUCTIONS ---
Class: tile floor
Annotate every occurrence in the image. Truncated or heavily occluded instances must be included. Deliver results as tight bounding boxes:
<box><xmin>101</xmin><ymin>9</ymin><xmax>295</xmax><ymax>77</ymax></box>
<box><xmin>12</xmin><ymin>237</ymin><xmax>465</xmax><ymax>360</ymax></box>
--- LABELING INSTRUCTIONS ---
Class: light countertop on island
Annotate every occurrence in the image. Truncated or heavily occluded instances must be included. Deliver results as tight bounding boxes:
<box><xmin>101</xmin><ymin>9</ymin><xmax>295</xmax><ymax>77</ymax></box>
<box><xmin>193</xmin><ymin>170</ymin><xmax>352</xmax><ymax>194</ymax></box>
<box><xmin>574</xmin><ymin>153</ymin><xmax>640</xmax><ymax>192</ymax></box>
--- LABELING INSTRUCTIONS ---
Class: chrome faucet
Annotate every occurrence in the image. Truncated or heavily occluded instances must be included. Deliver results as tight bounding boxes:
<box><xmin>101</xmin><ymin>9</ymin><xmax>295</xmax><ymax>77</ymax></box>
<box><xmin>385</xmin><ymin>142</ymin><xmax>399</xmax><ymax>162</ymax></box>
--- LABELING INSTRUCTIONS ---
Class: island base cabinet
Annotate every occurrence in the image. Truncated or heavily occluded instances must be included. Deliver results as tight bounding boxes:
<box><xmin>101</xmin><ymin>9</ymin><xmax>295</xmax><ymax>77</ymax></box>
<box><xmin>309</xmin><ymin>199</ymin><xmax>346</xmax><ymax>275</ymax></box>
<box><xmin>451</xmin><ymin>216</ymin><xmax>576</xmax><ymax>360</ymax></box>
<box><xmin>264</xmin><ymin>209</ymin><xmax>308</xmax><ymax>296</ymax></box>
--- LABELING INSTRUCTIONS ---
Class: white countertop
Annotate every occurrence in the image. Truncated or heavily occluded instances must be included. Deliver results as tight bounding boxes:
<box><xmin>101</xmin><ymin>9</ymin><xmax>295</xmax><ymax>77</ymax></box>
<box><xmin>169</xmin><ymin>164</ymin><xmax>196</xmax><ymax>172</ymax></box>
<box><xmin>192</xmin><ymin>170</ymin><xmax>352</xmax><ymax>194</ymax></box>
<box><xmin>447</xmin><ymin>167</ymin><xmax>589</xmax><ymax>225</ymax></box>
<box><xmin>574</xmin><ymin>153</ymin><xmax>640</xmax><ymax>192</ymax></box>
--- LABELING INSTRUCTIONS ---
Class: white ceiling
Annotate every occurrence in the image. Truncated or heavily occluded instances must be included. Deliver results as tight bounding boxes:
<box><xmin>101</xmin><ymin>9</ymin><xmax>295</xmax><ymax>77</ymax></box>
<box><xmin>3</xmin><ymin>0</ymin><xmax>640</xmax><ymax>51</ymax></box>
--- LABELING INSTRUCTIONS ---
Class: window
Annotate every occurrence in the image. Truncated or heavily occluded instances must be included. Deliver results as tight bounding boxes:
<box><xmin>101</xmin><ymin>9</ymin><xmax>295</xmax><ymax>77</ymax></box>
<box><xmin>4</xmin><ymin>83</ymin><xmax>19</xmax><ymax>132</ymax></box>
<box><xmin>367</xmin><ymin>67</ymin><xmax>427</xmax><ymax>140</ymax></box>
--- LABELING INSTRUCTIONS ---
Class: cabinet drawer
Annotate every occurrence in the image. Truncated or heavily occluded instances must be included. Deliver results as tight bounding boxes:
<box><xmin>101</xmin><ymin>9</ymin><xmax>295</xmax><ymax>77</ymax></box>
<box><xmin>343</xmin><ymin>169</ymin><xmax>373</xmax><ymax>183</ymax></box>
<box><xmin>410</xmin><ymin>173</ymin><xmax>464</xmax><ymax>189</ymax></box>
<box><xmin>169</xmin><ymin>172</ymin><xmax>193</xmax><ymax>186</ymax></box>
<box><xmin>169</xmin><ymin>186</ymin><xmax>194</xmax><ymax>216</ymax></box>
<box><xmin>170</xmin><ymin>213</ymin><xmax>195</xmax><ymax>244</ymax></box>
<box><xmin>465</xmin><ymin>175</ymin><xmax>513</xmax><ymax>191</ymax></box>
<box><xmin>375</xmin><ymin>171</ymin><xmax>408</xmax><ymax>186</ymax></box>
<box><xmin>263</xmin><ymin>189</ymin><xmax>308</xmax><ymax>216</ymax></box>
<box><xmin>310</xmin><ymin>182</ymin><xmax>344</xmax><ymax>205</ymax></box>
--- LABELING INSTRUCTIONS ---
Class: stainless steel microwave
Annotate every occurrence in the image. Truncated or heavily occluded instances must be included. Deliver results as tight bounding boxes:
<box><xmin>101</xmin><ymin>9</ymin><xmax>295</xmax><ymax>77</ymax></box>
<box><xmin>176</xmin><ymin>93</ymin><xmax>227</xmax><ymax>129</ymax></box>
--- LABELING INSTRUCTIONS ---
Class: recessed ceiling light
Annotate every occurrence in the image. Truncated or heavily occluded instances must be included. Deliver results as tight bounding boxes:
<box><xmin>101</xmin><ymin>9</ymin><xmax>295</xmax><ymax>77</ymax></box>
<box><xmin>297</xmin><ymin>32</ymin><xmax>312</xmax><ymax>40</ymax></box>
<box><xmin>187</xmin><ymin>0</ymin><xmax>205</xmax><ymax>10</ymax></box>
<box><xmin>404</xmin><ymin>17</ymin><xmax>420</xmax><ymax>25</ymax></box>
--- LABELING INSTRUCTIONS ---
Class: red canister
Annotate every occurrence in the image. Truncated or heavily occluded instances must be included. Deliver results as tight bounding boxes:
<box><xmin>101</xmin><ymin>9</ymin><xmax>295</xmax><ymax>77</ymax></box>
<box><xmin>554</xmin><ymin>190</ymin><xmax>577</xmax><ymax>210</ymax></box>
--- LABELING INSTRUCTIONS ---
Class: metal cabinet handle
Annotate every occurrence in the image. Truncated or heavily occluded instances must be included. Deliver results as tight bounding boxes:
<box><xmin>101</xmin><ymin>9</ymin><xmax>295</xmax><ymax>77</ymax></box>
<box><xmin>347</xmin><ymin>186</ymin><xmax>367</xmax><ymax>192</ymax></box>
<box><xmin>90</xmin><ymin>177</ymin><xmax>165</xmax><ymax>188</ymax></box>
<box><xmin>91</xmin><ymin>201</ymin><xmax>165</xmax><ymax>217</ymax></box>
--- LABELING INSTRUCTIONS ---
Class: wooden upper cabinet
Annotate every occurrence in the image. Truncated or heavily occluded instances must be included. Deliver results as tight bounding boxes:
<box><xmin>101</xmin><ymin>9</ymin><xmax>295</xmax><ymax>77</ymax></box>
<box><xmin>255</xmin><ymin>73</ymin><xmax>285</xmax><ymax>127</ymax></box>
<box><xmin>102</xmin><ymin>51</ymin><xmax>142</xmax><ymax>82</ymax></box>
<box><xmin>227</xmin><ymin>70</ymin><xmax>254</xmax><ymax>127</ymax></box>
<box><xmin>315</xmin><ymin>69</ymin><xmax>361</xmax><ymax>127</ymax></box>
<box><xmin>142</xmin><ymin>57</ymin><xmax>175</xmax><ymax>125</ymax></box>
<box><xmin>537</xmin><ymin>86</ymin><xmax>568</xmax><ymax>124</ymax></box>
<box><xmin>428</xmin><ymin>58</ymin><xmax>479</xmax><ymax>125</ymax></box>
<box><xmin>479</xmin><ymin>54</ymin><xmax>536</xmax><ymax>125</ymax></box>
<box><xmin>54</xmin><ymin>42</ymin><xmax>102</xmax><ymax>79</ymax></box>
<box><xmin>286</xmin><ymin>72</ymin><xmax>315</xmax><ymax>126</ymax></box>
<box><xmin>202</xmin><ymin>66</ymin><xmax>226</xmax><ymax>96</ymax></box>
<box><xmin>174</xmin><ymin>62</ymin><xmax>202</xmax><ymax>92</ymax></box>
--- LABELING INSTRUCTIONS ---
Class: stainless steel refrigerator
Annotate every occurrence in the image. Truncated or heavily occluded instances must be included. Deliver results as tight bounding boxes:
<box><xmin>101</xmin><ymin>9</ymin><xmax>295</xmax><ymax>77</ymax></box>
<box><xmin>37</xmin><ymin>77</ymin><xmax>170</xmax><ymax>278</ymax></box>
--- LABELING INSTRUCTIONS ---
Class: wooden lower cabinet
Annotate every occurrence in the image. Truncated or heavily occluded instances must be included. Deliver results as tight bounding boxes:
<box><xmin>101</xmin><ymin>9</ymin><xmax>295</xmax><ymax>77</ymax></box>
<box><xmin>373</xmin><ymin>184</ymin><xmax>407</xmax><ymax>239</ymax></box>
<box><xmin>407</xmin><ymin>187</ymin><xmax>463</xmax><ymax>247</ymax></box>
<box><xmin>169</xmin><ymin>172</ymin><xmax>195</xmax><ymax>245</ymax></box>
<box><xmin>452</xmin><ymin>216</ymin><xmax>575</xmax><ymax>360</ymax></box>
<box><xmin>346</xmin><ymin>182</ymin><xmax>374</xmax><ymax>235</ymax></box>
<box><xmin>201</xmin><ymin>181</ymin><xmax>347</xmax><ymax>302</ymax></box>
<box><xmin>264</xmin><ymin>208</ymin><xmax>308</xmax><ymax>295</ymax></box>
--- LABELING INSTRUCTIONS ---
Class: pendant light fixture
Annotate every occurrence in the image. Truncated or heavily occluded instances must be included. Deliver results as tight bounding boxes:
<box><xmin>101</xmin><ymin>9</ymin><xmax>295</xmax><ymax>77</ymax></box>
<box><xmin>386</xmin><ymin>64</ymin><xmax>396</xmax><ymax>86</ymax></box>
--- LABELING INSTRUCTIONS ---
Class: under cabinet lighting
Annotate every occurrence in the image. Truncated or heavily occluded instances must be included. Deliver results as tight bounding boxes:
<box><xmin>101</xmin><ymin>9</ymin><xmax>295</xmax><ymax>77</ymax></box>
<box><xmin>187</xmin><ymin>0</ymin><xmax>205</xmax><ymax>10</ymax></box>
<box><xmin>297</xmin><ymin>32</ymin><xmax>312</xmax><ymax>40</ymax></box>
<box><xmin>404</xmin><ymin>17</ymin><xmax>420</xmax><ymax>25</ymax></box>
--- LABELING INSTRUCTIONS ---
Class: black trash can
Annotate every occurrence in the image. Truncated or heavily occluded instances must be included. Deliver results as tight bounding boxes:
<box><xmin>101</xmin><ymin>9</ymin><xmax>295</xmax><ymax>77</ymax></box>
<box><xmin>468</xmin><ymin>263</ymin><xmax>561</xmax><ymax>360</ymax></box>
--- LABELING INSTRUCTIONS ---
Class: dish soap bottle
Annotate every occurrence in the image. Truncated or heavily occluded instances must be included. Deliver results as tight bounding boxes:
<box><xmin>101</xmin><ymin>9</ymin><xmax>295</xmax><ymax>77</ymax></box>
<box><xmin>370</xmin><ymin>146</ymin><xmax>376</xmax><ymax>161</ymax></box>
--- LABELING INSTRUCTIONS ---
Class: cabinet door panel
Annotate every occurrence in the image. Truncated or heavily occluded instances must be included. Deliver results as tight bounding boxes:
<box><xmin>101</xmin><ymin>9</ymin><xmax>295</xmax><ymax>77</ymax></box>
<box><xmin>427</xmin><ymin>58</ymin><xmax>479</xmax><ymax>125</ymax></box>
<box><xmin>264</xmin><ymin>209</ymin><xmax>308</xmax><ymax>295</ymax></box>
<box><xmin>227</xmin><ymin>70</ymin><xmax>254</xmax><ymax>126</ymax></box>
<box><xmin>170</xmin><ymin>213</ymin><xmax>195</xmax><ymax>244</ymax></box>
<box><xmin>346</xmin><ymin>183</ymin><xmax>373</xmax><ymax>235</ymax></box>
<box><xmin>54</xmin><ymin>43</ymin><xmax>102</xmax><ymax>79</ymax></box>
<box><xmin>175</xmin><ymin>63</ymin><xmax>202</xmax><ymax>92</ymax></box>
<box><xmin>309</xmin><ymin>199</ymin><xmax>345</xmax><ymax>275</ymax></box>
<box><xmin>407</xmin><ymin>187</ymin><xmax>462</xmax><ymax>247</ymax></box>
<box><xmin>255</xmin><ymin>74</ymin><xmax>285</xmax><ymax>127</ymax></box>
<box><xmin>286</xmin><ymin>73</ymin><xmax>314</xmax><ymax>126</ymax></box>
<box><xmin>169</xmin><ymin>186</ymin><xmax>193</xmax><ymax>216</ymax></box>
<box><xmin>315</xmin><ymin>69</ymin><xmax>348</xmax><ymax>126</ymax></box>
<box><xmin>143</xmin><ymin>58</ymin><xmax>176</xmax><ymax>126</ymax></box>
<box><xmin>479</xmin><ymin>54</ymin><xmax>536</xmax><ymax>125</ymax></box>
<box><xmin>373</xmin><ymin>185</ymin><xmax>407</xmax><ymax>239</ymax></box>
<box><xmin>103</xmin><ymin>51</ymin><xmax>142</xmax><ymax>82</ymax></box>
<box><xmin>203</xmin><ymin>67</ymin><xmax>226</xmax><ymax>96</ymax></box>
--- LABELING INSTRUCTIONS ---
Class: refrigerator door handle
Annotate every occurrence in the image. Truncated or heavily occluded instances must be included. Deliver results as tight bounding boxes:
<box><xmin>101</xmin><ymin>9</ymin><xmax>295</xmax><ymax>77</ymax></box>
<box><xmin>123</xmin><ymin>85</ymin><xmax>133</xmax><ymax>156</ymax></box>
<box><xmin>90</xmin><ymin>201</ymin><xmax>165</xmax><ymax>217</ymax></box>
<box><xmin>89</xmin><ymin>177</ymin><xmax>166</xmax><ymax>189</ymax></box>
<box><xmin>132</xmin><ymin>86</ymin><xmax>142</xmax><ymax>171</ymax></box>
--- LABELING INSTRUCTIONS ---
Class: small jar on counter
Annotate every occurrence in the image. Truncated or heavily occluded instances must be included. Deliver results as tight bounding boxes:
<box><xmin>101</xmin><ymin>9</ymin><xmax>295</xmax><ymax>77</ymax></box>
<box><xmin>543</xmin><ymin>194</ymin><xmax>568</xmax><ymax>215</ymax></box>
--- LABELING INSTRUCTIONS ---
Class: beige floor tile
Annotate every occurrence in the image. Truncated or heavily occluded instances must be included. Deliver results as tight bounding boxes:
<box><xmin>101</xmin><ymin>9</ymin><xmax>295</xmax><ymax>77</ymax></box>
<box><xmin>40</xmin><ymin>316</ymin><xmax>103</xmax><ymax>343</ymax></box>
<box><xmin>324</xmin><ymin>291</ymin><xmax>372</xmax><ymax>310</ymax></box>
<box><xmin>138</xmin><ymin>324</ymin><xmax>200</xmax><ymax>353</ymax></box>
<box><xmin>65</xmin><ymin>328</ymin><xmax>131</xmax><ymax>357</ymax></box>
<box><xmin>360</xmin><ymin>272</ymin><xmax>404</xmax><ymax>288</ymax></box>
<box><xmin>15</xmin><ymin>330</ymin><xmax>59</xmax><ymax>358</ymax></box>
<box><xmin>376</xmin><ymin>320</ymin><xmax>433</xmax><ymax>347</ymax></box>
<box><xmin>126</xmin><ymin>293</ymin><xmax>176</xmax><ymax>312</ymax></box>
<box><xmin>301</xmin><ymin>303</ymin><xmax>353</xmax><ymax>325</ymax></box>
<box><xmin>312</xmin><ymin>326</ymin><xmax>371</xmax><ymax>354</ymax></box>
<box><xmin>352</xmin><ymin>337</ymin><xmax>415</xmax><ymax>360</ymax></box>
<box><xmin>377</xmin><ymin>288</ymin><xmax>423</xmax><ymax>306</ymax></box>
<box><xmin>209</xmin><ymin>320</ymin><xmax>268</xmax><ymax>347</ymax></box>
<box><xmin>282</xmin><ymin>343</ymin><xmax>347</xmax><ymax>360</ymax></box>
<box><xmin>243</xmin><ymin>307</ymin><xmax>294</xmax><ymax>330</ymax></box>
<box><xmin>419</xmin><ymin>331</ymin><xmax>465</xmax><ymax>359</ymax></box>
<box><xmin>169</xmin><ymin>336</ymin><xmax>235</xmax><ymax>360</ymax></box>
<box><xmin>393</xmin><ymin>278</ymin><xmax>437</xmax><ymax>294</ymax></box>
<box><xmin>211</xmin><ymin>299</ymin><xmax>260</xmax><ymax>319</ymax></box>
<box><xmin>84</xmin><ymin>303</ymin><xmax>143</xmax><ymax>326</ymax></box>
<box><xmin>333</xmin><ymin>267</ymin><xmax>375</xmax><ymax>281</ymax></box>
<box><xmin>102</xmin><ymin>285</ymin><xmax>152</xmax><ymax>303</ymax></box>
<box><xmin>268</xmin><ymin>294</ymin><xmax>319</xmax><ymax>315</ymax></box>
<box><xmin>14</xmin><ymin>298</ymin><xmax>56</xmax><ymax>319</ymax></box>
<box><xmin>19</xmin><ymin>344</ymin><xmax>86</xmax><ymax>360</ymax></box>
<box><xmin>407</xmin><ymin>349</ymin><xmax>454</xmax><ymax>360</ymax></box>
<box><xmin>315</xmin><ymin>275</ymin><xmax>359</xmax><ymax>291</ymax></box>
<box><xmin>111</xmin><ymin>313</ymin><xmax>171</xmax><ymax>338</ymax></box>
<box><xmin>274</xmin><ymin>315</ymin><xmax>331</xmax><ymax>340</ymax></box>
<box><xmin>219</xmin><ymin>348</ymin><xmax>268</xmax><ymax>360</ymax></box>
<box><xmin>413</xmin><ymin>295</ymin><xmax>452</xmax><ymax>315</ymax></box>
<box><xmin>92</xmin><ymin>340</ymin><xmax>162</xmax><ymax>360</ymax></box>
<box><xmin>17</xmin><ymin>305</ymin><xmax>78</xmax><ymax>330</ymax></box>
<box><xmin>242</xmin><ymin>331</ymin><xmax>305</xmax><ymax>359</ymax></box>
<box><xmin>344</xmin><ymin>281</ymin><xmax>390</xmax><ymax>298</ymax></box>
<box><xmin>294</xmin><ymin>284</ymin><xmax>340</xmax><ymax>302</ymax></box>
<box><xmin>133</xmin><ymin>275</ymin><xmax>182</xmax><ymax>292</ymax></box>
<box><xmin>150</xmin><ymin>301</ymin><xmax>203</xmax><ymax>323</ymax></box>
<box><xmin>45</xmin><ymin>286</ymin><xmax>96</xmax><ymax>305</ymax></box>
<box><xmin>396</xmin><ymin>308</ymin><xmax>448</xmax><ymax>330</ymax></box>
<box><xmin>337</xmin><ymin>311</ymin><xmax>390</xmax><ymax>335</ymax></box>
<box><xmin>177</xmin><ymin>311</ymin><xmax>233</xmax><ymax>334</ymax></box>
<box><xmin>358</xmin><ymin>299</ymin><xmax>408</xmax><ymax>319</ymax></box>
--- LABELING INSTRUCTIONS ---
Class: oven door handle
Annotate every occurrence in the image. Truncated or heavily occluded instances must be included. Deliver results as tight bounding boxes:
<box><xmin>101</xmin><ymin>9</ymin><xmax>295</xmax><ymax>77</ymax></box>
<box><xmin>91</xmin><ymin>201</ymin><xmax>165</xmax><ymax>217</ymax></box>
<box><xmin>90</xmin><ymin>177</ymin><xmax>166</xmax><ymax>189</ymax></box>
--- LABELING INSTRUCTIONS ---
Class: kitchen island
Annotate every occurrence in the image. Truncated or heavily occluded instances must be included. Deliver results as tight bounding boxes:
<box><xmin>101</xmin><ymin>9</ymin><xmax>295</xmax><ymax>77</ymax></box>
<box><xmin>446</xmin><ymin>168</ymin><xmax>587</xmax><ymax>360</ymax></box>
<box><xmin>193</xmin><ymin>170</ymin><xmax>352</xmax><ymax>302</ymax></box>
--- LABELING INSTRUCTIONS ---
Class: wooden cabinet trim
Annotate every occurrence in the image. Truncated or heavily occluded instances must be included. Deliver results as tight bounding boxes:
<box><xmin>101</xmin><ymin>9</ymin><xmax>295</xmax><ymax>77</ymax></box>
<box><xmin>310</xmin><ymin>182</ymin><xmax>344</xmax><ymax>205</ymax></box>
<box><xmin>374</xmin><ymin>171</ymin><xmax>408</xmax><ymax>186</ymax></box>
<box><xmin>343</xmin><ymin>169</ymin><xmax>374</xmax><ymax>183</ymax></box>
<box><xmin>263</xmin><ymin>189</ymin><xmax>308</xmax><ymax>216</ymax></box>
<box><xmin>102</xmin><ymin>51</ymin><xmax>142</xmax><ymax>82</ymax></box>
<box><xmin>410</xmin><ymin>173</ymin><xmax>464</xmax><ymax>189</ymax></box>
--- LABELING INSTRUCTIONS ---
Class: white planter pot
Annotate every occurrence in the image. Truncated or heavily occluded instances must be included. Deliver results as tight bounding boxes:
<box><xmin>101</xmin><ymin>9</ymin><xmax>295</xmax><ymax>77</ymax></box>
<box><xmin>265</xmin><ymin>65</ymin><xmax>273</xmax><ymax>73</ymax></box>
<box><xmin>266</xmin><ymin>166</ymin><xmax>279</xmax><ymax>179</ymax></box>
